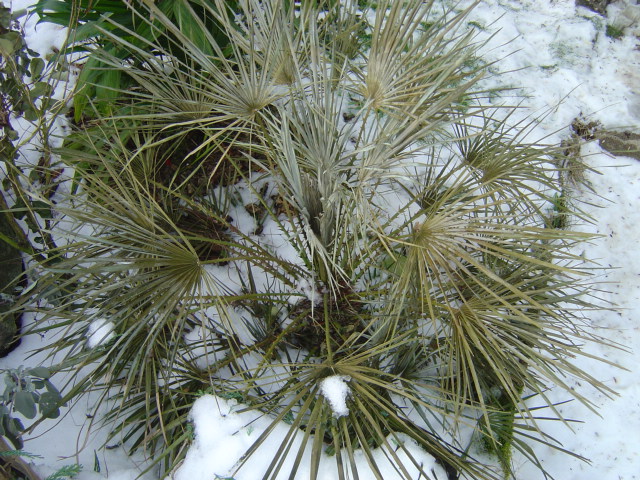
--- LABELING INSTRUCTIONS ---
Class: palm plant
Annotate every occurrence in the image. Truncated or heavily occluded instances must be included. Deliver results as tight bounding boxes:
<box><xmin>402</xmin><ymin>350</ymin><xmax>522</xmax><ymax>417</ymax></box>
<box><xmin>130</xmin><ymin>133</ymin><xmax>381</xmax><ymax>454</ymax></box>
<box><xmin>7</xmin><ymin>0</ymin><xmax>619</xmax><ymax>478</ymax></box>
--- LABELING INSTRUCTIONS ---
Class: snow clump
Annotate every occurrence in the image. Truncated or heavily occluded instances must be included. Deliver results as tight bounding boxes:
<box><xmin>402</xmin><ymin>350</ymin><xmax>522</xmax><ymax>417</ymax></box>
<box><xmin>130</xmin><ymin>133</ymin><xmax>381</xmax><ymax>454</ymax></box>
<box><xmin>319</xmin><ymin>375</ymin><xmax>351</xmax><ymax>418</ymax></box>
<box><xmin>85</xmin><ymin>319</ymin><xmax>115</xmax><ymax>348</ymax></box>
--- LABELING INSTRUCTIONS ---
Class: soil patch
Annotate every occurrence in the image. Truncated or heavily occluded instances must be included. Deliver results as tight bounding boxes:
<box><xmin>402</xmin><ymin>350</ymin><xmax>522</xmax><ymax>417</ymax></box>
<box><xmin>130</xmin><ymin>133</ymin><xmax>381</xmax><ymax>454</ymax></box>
<box><xmin>597</xmin><ymin>130</ymin><xmax>640</xmax><ymax>160</ymax></box>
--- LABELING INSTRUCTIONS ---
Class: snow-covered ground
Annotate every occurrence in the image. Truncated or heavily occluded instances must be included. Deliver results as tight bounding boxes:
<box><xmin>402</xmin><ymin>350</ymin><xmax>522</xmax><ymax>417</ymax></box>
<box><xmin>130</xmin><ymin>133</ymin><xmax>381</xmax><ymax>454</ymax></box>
<box><xmin>3</xmin><ymin>0</ymin><xmax>640</xmax><ymax>478</ymax></box>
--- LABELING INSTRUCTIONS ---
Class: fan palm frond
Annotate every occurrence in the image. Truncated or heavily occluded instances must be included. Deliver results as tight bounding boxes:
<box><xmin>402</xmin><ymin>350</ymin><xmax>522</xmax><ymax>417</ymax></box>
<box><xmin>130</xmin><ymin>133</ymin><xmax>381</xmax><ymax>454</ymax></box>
<box><xmin>8</xmin><ymin>1</ymin><xmax>620</xmax><ymax>479</ymax></box>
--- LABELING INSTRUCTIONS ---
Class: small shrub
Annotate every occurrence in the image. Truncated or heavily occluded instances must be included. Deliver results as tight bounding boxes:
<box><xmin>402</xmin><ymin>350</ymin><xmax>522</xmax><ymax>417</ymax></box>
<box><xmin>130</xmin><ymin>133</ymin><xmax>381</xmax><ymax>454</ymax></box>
<box><xmin>0</xmin><ymin>366</ymin><xmax>63</xmax><ymax>449</ymax></box>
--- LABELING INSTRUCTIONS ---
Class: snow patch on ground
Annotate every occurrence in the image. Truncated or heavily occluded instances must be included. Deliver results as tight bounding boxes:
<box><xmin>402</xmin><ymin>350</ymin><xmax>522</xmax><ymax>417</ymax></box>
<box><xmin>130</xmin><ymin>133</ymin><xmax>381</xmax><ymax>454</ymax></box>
<box><xmin>173</xmin><ymin>395</ymin><xmax>448</xmax><ymax>480</ymax></box>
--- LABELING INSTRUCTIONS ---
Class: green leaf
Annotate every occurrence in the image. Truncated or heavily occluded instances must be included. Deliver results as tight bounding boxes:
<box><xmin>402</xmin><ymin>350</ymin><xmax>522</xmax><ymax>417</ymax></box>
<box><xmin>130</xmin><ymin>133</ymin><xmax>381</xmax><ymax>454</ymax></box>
<box><xmin>0</xmin><ymin>37</ymin><xmax>15</xmax><ymax>56</ymax></box>
<box><xmin>172</xmin><ymin>1</ymin><xmax>212</xmax><ymax>55</ymax></box>
<box><xmin>94</xmin><ymin>68</ymin><xmax>122</xmax><ymax>103</ymax></box>
<box><xmin>4</xmin><ymin>416</ymin><xmax>25</xmax><ymax>450</ymax></box>
<box><xmin>73</xmin><ymin>54</ymin><xmax>106</xmax><ymax>120</ymax></box>
<box><xmin>2</xmin><ymin>386</ymin><xmax>13</xmax><ymax>403</ymax></box>
<box><xmin>13</xmin><ymin>390</ymin><xmax>37</xmax><ymax>419</ymax></box>
<box><xmin>31</xmin><ymin>200</ymin><xmax>53</xmax><ymax>219</ymax></box>
<box><xmin>29</xmin><ymin>81</ymin><xmax>51</xmax><ymax>100</ymax></box>
<box><xmin>27</xmin><ymin>366</ymin><xmax>51</xmax><ymax>379</ymax></box>
<box><xmin>0</xmin><ymin>6</ymin><xmax>11</xmax><ymax>29</ymax></box>
<box><xmin>28</xmin><ymin>168</ymin><xmax>40</xmax><ymax>184</ymax></box>
<box><xmin>24</xmin><ymin>107</ymin><xmax>39</xmax><ymax>122</ymax></box>
<box><xmin>2</xmin><ymin>32</ymin><xmax>24</xmax><ymax>56</ymax></box>
<box><xmin>33</xmin><ymin>0</ymin><xmax>75</xmax><ymax>25</ymax></box>
<box><xmin>38</xmin><ymin>391</ymin><xmax>61</xmax><ymax>419</ymax></box>
<box><xmin>30</xmin><ymin>57</ymin><xmax>46</xmax><ymax>79</ymax></box>
<box><xmin>4</xmin><ymin>374</ymin><xmax>17</xmax><ymax>388</ymax></box>
<box><xmin>6</xmin><ymin>128</ymin><xmax>19</xmax><ymax>141</ymax></box>
<box><xmin>70</xmin><ymin>22</ymin><xmax>105</xmax><ymax>44</ymax></box>
<box><xmin>44</xmin><ymin>379</ymin><xmax>60</xmax><ymax>395</ymax></box>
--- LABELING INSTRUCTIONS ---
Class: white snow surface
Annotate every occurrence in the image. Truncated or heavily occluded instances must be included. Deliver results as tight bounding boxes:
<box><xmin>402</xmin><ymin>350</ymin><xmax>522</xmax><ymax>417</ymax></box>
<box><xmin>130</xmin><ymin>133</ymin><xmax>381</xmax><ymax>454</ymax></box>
<box><xmin>319</xmin><ymin>375</ymin><xmax>351</xmax><ymax>418</ymax></box>
<box><xmin>85</xmin><ymin>319</ymin><xmax>115</xmax><ymax>349</ymax></box>
<box><xmin>2</xmin><ymin>0</ymin><xmax>640</xmax><ymax>479</ymax></box>
<box><xmin>174</xmin><ymin>395</ymin><xmax>447</xmax><ymax>480</ymax></box>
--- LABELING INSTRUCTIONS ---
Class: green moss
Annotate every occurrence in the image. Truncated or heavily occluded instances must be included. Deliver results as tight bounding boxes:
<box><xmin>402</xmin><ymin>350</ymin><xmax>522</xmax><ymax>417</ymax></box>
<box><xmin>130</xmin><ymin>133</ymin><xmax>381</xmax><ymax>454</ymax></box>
<box><xmin>577</xmin><ymin>14</ymin><xmax>604</xmax><ymax>32</ymax></box>
<box><xmin>483</xmin><ymin>411</ymin><xmax>515</xmax><ymax>477</ymax></box>
<box><xmin>605</xmin><ymin>24</ymin><xmax>624</xmax><ymax>40</ymax></box>
<box><xmin>478</xmin><ymin>387</ymin><xmax>521</xmax><ymax>479</ymax></box>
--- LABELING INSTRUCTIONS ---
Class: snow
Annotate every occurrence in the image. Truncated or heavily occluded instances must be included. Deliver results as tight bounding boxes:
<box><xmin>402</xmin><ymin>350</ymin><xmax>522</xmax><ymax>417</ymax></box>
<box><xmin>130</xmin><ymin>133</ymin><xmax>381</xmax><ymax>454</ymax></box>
<box><xmin>10</xmin><ymin>0</ymin><xmax>67</xmax><ymax>58</ymax></box>
<box><xmin>173</xmin><ymin>395</ymin><xmax>258</xmax><ymax>480</ymax></box>
<box><xmin>173</xmin><ymin>395</ymin><xmax>449</xmax><ymax>480</ymax></box>
<box><xmin>297</xmin><ymin>277</ymin><xmax>324</xmax><ymax>305</ymax></box>
<box><xmin>318</xmin><ymin>375</ymin><xmax>351</xmax><ymax>418</ymax></box>
<box><xmin>510</xmin><ymin>144</ymin><xmax>640</xmax><ymax>479</ymax></box>
<box><xmin>3</xmin><ymin>0</ymin><xmax>640</xmax><ymax>479</ymax></box>
<box><xmin>85</xmin><ymin>319</ymin><xmax>115</xmax><ymax>349</ymax></box>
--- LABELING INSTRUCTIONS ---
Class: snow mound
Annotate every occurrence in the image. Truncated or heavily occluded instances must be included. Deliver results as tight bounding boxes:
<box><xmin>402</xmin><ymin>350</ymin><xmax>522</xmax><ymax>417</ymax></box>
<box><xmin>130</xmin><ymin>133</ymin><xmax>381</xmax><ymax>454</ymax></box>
<box><xmin>85</xmin><ymin>319</ymin><xmax>115</xmax><ymax>348</ymax></box>
<box><xmin>319</xmin><ymin>375</ymin><xmax>351</xmax><ymax>418</ymax></box>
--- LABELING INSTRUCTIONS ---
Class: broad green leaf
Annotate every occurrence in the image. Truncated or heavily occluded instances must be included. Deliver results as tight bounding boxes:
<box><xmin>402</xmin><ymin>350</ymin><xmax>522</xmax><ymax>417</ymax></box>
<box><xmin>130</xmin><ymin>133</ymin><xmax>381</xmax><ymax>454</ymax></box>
<box><xmin>0</xmin><ymin>6</ymin><xmax>11</xmax><ymax>29</ymax></box>
<box><xmin>29</xmin><ymin>81</ymin><xmax>51</xmax><ymax>100</ymax></box>
<box><xmin>27</xmin><ymin>366</ymin><xmax>51</xmax><ymax>379</ymax></box>
<box><xmin>2</xmin><ymin>416</ymin><xmax>22</xmax><ymax>449</ymax></box>
<box><xmin>73</xmin><ymin>55</ymin><xmax>103</xmax><ymax>120</ymax></box>
<box><xmin>44</xmin><ymin>379</ymin><xmax>60</xmax><ymax>395</ymax></box>
<box><xmin>29</xmin><ymin>57</ymin><xmax>46</xmax><ymax>79</ymax></box>
<box><xmin>23</xmin><ymin>108</ymin><xmax>39</xmax><ymax>122</ymax></box>
<box><xmin>0</xmin><ymin>37</ymin><xmax>15</xmax><ymax>56</ymax></box>
<box><xmin>0</xmin><ymin>31</ymin><xmax>22</xmax><ymax>53</ymax></box>
<box><xmin>31</xmin><ymin>200</ymin><xmax>53</xmax><ymax>219</ymax></box>
<box><xmin>71</xmin><ymin>16</ymin><xmax>113</xmax><ymax>44</ymax></box>
<box><xmin>8</xmin><ymin>416</ymin><xmax>24</xmax><ymax>435</ymax></box>
<box><xmin>6</xmin><ymin>128</ymin><xmax>19</xmax><ymax>140</ymax></box>
<box><xmin>14</xmin><ymin>390</ymin><xmax>37</xmax><ymax>419</ymax></box>
<box><xmin>173</xmin><ymin>1</ymin><xmax>212</xmax><ymax>56</ymax></box>
<box><xmin>38</xmin><ymin>391</ymin><xmax>62</xmax><ymax>419</ymax></box>
<box><xmin>94</xmin><ymin>68</ymin><xmax>121</xmax><ymax>103</ymax></box>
